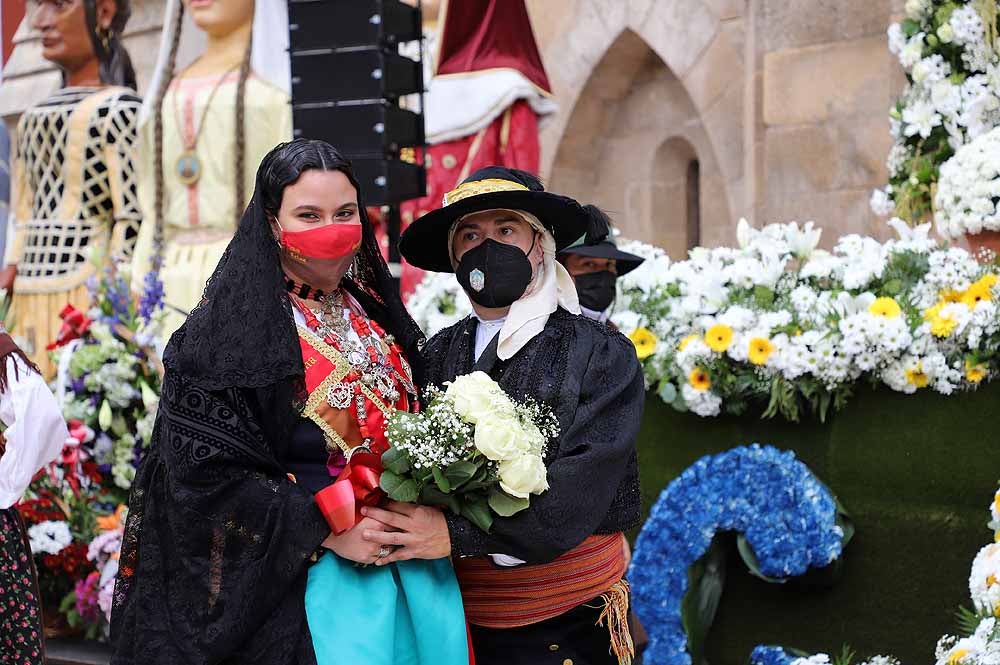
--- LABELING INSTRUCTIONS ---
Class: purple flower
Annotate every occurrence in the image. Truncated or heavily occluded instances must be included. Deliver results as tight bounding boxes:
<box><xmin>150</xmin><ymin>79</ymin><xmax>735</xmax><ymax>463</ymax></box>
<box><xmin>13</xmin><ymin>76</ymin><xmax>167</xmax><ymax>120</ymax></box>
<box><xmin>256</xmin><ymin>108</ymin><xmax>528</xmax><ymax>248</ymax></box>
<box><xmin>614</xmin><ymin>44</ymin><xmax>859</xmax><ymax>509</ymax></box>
<box><xmin>138</xmin><ymin>269</ymin><xmax>164</xmax><ymax>326</ymax></box>
<box><xmin>74</xmin><ymin>571</ymin><xmax>102</xmax><ymax>625</ymax></box>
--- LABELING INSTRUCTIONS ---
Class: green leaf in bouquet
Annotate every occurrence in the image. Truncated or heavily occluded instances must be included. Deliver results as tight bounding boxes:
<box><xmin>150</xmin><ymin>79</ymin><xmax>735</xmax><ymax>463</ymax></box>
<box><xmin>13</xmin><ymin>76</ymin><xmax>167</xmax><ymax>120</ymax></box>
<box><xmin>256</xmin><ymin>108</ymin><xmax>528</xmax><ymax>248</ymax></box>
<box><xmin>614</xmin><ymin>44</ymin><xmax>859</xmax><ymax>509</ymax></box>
<box><xmin>488</xmin><ymin>489</ymin><xmax>530</xmax><ymax>517</ymax></box>
<box><xmin>432</xmin><ymin>466</ymin><xmax>451</xmax><ymax>493</ymax></box>
<box><xmin>460</xmin><ymin>497</ymin><xmax>493</xmax><ymax>533</ymax></box>
<box><xmin>381</xmin><ymin>446</ymin><xmax>412</xmax><ymax>475</ymax></box>
<box><xmin>461</xmin><ymin>464</ymin><xmax>494</xmax><ymax>491</ymax></box>
<box><xmin>420</xmin><ymin>485</ymin><xmax>462</xmax><ymax>514</ymax></box>
<box><xmin>444</xmin><ymin>460</ymin><xmax>478</xmax><ymax>489</ymax></box>
<box><xmin>379</xmin><ymin>470</ymin><xmax>419</xmax><ymax>502</ymax></box>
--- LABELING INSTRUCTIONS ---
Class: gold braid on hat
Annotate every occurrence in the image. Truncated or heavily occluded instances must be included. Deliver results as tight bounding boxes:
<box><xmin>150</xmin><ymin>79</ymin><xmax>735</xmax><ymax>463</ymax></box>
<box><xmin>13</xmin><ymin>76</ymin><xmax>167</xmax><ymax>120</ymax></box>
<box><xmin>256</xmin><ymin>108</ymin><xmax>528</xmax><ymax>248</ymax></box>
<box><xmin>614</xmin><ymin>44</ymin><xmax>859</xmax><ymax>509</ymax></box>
<box><xmin>442</xmin><ymin>178</ymin><xmax>530</xmax><ymax>206</ymax></box>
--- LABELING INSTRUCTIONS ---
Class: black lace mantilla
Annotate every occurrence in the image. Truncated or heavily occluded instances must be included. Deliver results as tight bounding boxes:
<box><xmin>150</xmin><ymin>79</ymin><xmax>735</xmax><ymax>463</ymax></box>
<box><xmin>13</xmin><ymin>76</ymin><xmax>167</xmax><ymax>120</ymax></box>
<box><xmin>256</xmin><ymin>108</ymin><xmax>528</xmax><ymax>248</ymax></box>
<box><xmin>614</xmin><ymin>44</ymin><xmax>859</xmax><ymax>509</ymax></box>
<box><xmin>111</xmin><ymin>142</ymin><xmax>425</xmax><ymax>663</ymax></box>
<box><xmin>423</xmin><ymin>309</ymin><xmax>644</xmax><ymax>564</ymax></box>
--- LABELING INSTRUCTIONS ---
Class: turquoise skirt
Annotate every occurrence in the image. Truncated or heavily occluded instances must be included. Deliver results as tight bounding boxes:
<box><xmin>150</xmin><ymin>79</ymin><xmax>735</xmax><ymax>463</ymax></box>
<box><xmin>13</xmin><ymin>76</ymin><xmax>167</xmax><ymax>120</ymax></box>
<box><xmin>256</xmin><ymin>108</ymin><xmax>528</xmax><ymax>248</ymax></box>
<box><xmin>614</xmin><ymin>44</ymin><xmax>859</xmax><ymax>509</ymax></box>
<box><xmin>305</xmin><ymin>552</ymin><xmax>469</xmax><ymax>665</ymax></box>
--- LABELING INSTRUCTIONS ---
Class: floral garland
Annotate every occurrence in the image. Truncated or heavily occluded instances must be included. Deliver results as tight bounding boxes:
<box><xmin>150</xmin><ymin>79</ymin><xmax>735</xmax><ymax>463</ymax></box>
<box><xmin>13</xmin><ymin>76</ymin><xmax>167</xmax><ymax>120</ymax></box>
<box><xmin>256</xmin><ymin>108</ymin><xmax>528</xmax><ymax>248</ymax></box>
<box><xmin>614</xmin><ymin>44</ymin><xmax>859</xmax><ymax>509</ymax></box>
<box><xmin>616</xmin><ymin>220</ymin><xmax>1000</xmax><ymax>421</ymax></box>
<box><xmin>17</xmin><ymin>265</ymin><xmax>164</xmax><ymax>637</ymax></box>
<box><xmin>871</xmin><ymin>0</ymin><xmax>1000</xmax><ymax>224</ymax></box>
<box><xmin>934</xmin><ymin>125</ymin><xmax>1000</xmax><ymax>239</ymax></box>
<box><xmin>628</xmin><ymin>445</ymin><xmax>847</xmax><ymax>665</ymax></box>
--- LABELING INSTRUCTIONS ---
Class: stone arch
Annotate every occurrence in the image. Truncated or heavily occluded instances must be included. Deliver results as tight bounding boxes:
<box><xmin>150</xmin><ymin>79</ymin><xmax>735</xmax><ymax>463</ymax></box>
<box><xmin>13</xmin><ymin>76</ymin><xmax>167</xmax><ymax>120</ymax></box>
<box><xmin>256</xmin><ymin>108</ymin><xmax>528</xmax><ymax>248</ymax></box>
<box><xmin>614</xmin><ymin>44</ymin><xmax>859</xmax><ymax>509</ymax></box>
<box><xmin>537</xmin><ymin>0</ymin><xmax>745</xmax><ymax>250</ymax></box>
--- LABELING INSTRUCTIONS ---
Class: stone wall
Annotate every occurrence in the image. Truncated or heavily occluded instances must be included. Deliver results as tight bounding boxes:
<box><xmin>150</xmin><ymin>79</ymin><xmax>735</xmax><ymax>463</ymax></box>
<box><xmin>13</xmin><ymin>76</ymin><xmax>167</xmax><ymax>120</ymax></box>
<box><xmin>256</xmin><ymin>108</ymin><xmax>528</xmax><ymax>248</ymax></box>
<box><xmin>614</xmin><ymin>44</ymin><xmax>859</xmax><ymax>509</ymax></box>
<box><xmin>527</xmin><ymin>0</ymin><xmax>907</xmax><ymax>253</ymax></box>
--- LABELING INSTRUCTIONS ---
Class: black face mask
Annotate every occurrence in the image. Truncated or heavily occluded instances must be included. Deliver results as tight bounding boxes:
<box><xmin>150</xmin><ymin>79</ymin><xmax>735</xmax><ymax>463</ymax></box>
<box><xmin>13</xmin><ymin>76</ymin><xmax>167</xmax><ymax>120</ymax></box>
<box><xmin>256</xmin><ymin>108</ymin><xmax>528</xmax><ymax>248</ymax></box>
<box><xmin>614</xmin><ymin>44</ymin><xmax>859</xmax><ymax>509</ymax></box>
<box><xmin>574</xmin><ymin>270</ymin><xmax>617</xmax><ymax>312</ymax></box>
<box><xmin>456</xmin><ymin>239</ymin><xmax>534</xmax><ymax>308</ymax></box>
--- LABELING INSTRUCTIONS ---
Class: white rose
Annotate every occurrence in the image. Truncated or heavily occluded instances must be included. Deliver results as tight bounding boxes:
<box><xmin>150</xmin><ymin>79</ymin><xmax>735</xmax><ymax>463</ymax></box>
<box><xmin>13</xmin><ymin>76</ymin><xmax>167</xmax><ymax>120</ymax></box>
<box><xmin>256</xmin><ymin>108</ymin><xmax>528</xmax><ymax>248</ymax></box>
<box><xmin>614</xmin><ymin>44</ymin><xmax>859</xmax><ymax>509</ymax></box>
<box><xmin>446</xmin><ymin>371</ymin><xmax>505</xmax><ymax>424</ymax></box>
<box><xmin>498</xmin><ymin>453</ymin><xmax>549</xmax><ymax>498</ymax></box>
<box><xmin>474</xmin><ymin>414</ymin><xmax>531</xmax><ymax>461</ymax></box>
<box><xmin>937</xmin><ymin>23</ymin><xmax>955</xmax><ymax>43</ymax></box>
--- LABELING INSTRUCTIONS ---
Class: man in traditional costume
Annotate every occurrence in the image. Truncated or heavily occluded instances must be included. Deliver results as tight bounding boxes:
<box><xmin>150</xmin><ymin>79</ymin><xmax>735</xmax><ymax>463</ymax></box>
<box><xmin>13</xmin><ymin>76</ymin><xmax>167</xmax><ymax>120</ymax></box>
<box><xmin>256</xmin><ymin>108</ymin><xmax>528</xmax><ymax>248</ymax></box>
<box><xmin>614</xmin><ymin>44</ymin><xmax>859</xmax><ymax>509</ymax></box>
<box><xmin>0</xmin><ymin>327</ymin><xmax>71</xmax><ymax>665</ymax></box>
<box><xmin>2</xmin><ymin>0</ymin><xmax>140</xmax><ymax>375</ymax></box>
<box><xmin>398</xmin><ymin>0</ymin><xmax>556</xmax><ymax>298</ymax></box>
<box><xmin>369</xmin><ymin>167</ymin><xmax>645</xmax><ymax>665</ymax></box>
<box><xmin>559</xmin><ymin>205</ymin><xmax>645</xmax><ymax>325</ymax></box>
<box><xmin>130</xmin><ymin>0</ymin><xmax>292</xmax><ymax>336</ymax></box>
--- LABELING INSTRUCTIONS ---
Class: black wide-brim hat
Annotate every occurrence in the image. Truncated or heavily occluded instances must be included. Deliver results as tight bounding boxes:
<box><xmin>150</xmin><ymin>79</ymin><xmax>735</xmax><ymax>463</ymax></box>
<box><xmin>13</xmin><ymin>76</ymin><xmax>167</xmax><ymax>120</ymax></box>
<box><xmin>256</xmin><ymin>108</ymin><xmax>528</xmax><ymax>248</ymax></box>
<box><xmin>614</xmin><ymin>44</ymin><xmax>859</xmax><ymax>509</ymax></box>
<box><xmin>558</xmin><ymin>240</ymin><xmax>645</xmax><ymax>276</ymax></box>
<box><xmin>398</xmin><ymin>166</ymin><xmax>590</xmax><ymax>273</ymax></box>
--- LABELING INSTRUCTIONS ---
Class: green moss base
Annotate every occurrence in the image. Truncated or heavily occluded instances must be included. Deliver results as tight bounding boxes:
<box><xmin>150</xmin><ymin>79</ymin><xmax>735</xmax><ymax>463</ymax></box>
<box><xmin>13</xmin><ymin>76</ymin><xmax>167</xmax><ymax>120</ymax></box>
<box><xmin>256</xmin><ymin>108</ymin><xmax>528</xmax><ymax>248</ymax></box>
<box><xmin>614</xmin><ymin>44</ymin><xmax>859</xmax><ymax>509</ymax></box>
<box><xmin>634</xmin><ymin>382</ymin><xmax>1000</xmax><ymax>663</ymax></box>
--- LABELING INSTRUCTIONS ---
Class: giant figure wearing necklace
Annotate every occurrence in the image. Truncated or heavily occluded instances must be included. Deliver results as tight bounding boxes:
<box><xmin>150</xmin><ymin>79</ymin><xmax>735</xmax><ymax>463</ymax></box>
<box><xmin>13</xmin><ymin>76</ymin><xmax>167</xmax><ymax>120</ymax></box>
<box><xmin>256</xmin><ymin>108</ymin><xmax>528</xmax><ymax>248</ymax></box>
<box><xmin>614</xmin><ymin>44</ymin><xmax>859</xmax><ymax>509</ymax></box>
<box><xmin>1</xmin><ymin>0</ymin><xmax>140</xmax><ymax>376</ymax></box>
<box><xmin>130</xmin><ymin>0</ymin><xmax>292</xmax><ymax>336</ymax></box>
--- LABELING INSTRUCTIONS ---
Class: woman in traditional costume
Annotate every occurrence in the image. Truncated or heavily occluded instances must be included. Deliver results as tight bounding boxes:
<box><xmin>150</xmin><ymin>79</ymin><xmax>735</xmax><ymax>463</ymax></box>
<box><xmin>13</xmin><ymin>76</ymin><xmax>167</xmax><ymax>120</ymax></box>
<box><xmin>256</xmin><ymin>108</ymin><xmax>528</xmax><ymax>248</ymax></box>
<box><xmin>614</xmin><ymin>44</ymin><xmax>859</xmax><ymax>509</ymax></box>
<box><xmin>0</xmin><ymin>329</ymin><xmax>71</xmax><ymax>665</ymax></box>
<box><xmin>110</xmin><ymin>140</ymin><xmax>468</xmax><ymax>665</ymax></box>
<box><xmin>372</xmin><ymin>166</ymin><xmax>646</xmax><ymax>665</ymax></box>
<box><xmin>130</xmin><ymin>0</ymin><xmax>292</xmax><ymax>336</ymax></box>
<box><xmin>3</xmin><ymin>0</ymin><xmax>140</xmax><ymax>375</ymax></box>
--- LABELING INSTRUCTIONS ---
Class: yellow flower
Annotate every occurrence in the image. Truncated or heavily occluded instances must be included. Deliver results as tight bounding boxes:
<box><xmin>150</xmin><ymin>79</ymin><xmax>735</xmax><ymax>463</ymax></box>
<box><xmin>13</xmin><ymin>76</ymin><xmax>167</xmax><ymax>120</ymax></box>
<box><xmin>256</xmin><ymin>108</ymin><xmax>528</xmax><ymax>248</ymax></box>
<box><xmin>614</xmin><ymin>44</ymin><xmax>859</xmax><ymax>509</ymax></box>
<box><xmin>688</xmin><ymin>367</ymin><xmax>711</xmax><ymax>391</ymax></box>
<box><xmin>869</xmin><ymin>297</ymin><xmax>902</xmax><ymax>318</ymax></box>
<box><xmin>994</xmin><ymin>490</ymin><xmax>1000</xmax><ymax>515</ymax></box>
<box><xmin>941</xmin><ymin>289</ymin><xmax>963</xmax><ymax>303</ymax></box>
<box><xmin>629</xmin><ymin>327</ymin><xmax>658</xmax><ymax>360</ymax></box>
<box><xmin>948</xmin><ymin>649</ymin><xmax>970</xmax><ymax>665</ymax></box>
<box><xmin>704</xmin><ymin>324</ymin><xmax>734</xmax><ymax>352</ymax></box>
<box><xmin>966</xmin><ymin>358</ymin><xmax>988</xmax><ymax>384</ymax></box>
<box><xmin>924</xmin><ymin>302</ymin><xmax>959</xmax><ymax>338</ymax></box>
<box><xmin>748</xmin><ymin>337</ymin><xmax>774</xmax><ymax>366</ymax></box>
<box><xmin>906</xmin><ymin>363</ymin><xmax>929</xmax><ymax>389</ymax></box>
<box><xmin>960</xmin><ymin>274</ymin><xmax>998</xmax><ymax>309</ymax></box>
<box><xmin>678</xmin><ymin>334</ymin><xmax>699</xmax><ymax>351</ymax></box>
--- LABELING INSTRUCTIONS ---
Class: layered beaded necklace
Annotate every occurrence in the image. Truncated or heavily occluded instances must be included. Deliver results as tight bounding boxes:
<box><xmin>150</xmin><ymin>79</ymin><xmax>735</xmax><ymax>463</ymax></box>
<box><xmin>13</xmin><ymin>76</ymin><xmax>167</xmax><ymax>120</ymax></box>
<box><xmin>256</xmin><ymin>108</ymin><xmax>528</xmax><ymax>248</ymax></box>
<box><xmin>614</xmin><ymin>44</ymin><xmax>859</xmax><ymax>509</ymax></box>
<box><xmin>289</xmin><ymin>285</ymin><xmax>417</xmax><ymax>414</ymax></box>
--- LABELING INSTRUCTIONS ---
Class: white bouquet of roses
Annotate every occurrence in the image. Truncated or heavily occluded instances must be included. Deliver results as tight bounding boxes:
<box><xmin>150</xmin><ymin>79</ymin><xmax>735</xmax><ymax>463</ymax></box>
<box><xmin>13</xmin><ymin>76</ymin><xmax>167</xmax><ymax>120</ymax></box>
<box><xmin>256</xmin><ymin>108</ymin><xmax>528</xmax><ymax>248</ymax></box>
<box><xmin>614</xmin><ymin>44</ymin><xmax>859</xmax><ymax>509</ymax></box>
<box><xmin>380</xmin><ymin>372</ymin><xmax>559</xmax><ymax>532</ymax></box>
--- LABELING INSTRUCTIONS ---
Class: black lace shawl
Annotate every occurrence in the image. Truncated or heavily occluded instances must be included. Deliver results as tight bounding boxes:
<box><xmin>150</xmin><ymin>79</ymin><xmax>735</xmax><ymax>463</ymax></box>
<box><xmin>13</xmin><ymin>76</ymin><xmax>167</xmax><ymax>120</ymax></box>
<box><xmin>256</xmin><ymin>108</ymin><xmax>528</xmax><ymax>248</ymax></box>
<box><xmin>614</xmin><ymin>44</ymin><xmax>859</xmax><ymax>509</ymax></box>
<box><xmin>423</xmin><ymin>309</ymin><xmax>645</xmax><ymax>564</ymax></box>
<box><xmin>110</xmin><ymin>157</ymin><xmax>424</xmax><ymax>664</ymax></box>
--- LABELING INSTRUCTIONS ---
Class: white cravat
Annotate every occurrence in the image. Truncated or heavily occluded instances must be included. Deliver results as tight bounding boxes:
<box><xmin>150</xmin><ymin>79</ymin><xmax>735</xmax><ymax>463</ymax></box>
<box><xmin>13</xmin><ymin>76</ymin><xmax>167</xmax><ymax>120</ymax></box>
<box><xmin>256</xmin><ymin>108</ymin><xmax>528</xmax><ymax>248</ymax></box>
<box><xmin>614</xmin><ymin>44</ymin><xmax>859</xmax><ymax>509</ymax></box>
<box><xmin>473</xmin><ymin>315</ymin><xmax>506</xmax><ymax>362</ymax></box>
<box><xmin>0</xmin><ymin>356</ymin><xmax>71</xmax><ymax>509</ymax></box>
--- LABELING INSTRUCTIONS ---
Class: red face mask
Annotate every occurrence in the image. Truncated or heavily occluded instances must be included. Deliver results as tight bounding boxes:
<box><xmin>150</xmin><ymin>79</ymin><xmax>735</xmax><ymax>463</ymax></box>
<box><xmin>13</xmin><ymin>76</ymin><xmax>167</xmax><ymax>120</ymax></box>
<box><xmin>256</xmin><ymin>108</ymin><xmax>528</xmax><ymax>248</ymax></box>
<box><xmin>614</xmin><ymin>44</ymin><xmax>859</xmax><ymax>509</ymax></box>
<box><xmin>279</xmin><ymin>222</ymin><xmax>363</xmax><ymax>291</ymax></box>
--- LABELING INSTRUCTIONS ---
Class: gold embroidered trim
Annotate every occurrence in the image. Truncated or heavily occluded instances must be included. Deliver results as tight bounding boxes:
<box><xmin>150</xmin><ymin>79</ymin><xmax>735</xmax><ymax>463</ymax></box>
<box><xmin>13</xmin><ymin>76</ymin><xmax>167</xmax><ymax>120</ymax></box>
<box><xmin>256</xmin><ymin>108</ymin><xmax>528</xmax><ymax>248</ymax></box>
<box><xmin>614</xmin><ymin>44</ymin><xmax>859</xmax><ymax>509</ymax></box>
<box><xmin>298</xmin><ymin>327</ymin><xmax>352</xmax><ymax>455</ymax></box>
<box><xmin>443</xmin><ymin>178</ymin><xmax>529</xmax><ymax>206</ymax></box>
<box><xmin>303</xmin><ymin>372</ymin><xmax>352</xmax><ymax>456</ymax></box>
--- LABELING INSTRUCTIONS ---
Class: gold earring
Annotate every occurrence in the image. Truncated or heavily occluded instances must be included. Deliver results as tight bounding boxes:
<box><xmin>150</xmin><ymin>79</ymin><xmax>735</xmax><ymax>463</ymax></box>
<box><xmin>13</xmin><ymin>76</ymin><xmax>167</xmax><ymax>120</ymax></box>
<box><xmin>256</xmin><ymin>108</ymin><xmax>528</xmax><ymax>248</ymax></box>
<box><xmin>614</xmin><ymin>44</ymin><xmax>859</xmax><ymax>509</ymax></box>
<box><xmin>97</xmin><ymin>26</ymin><xmax>112</xmax><ymax>51</ymax></box>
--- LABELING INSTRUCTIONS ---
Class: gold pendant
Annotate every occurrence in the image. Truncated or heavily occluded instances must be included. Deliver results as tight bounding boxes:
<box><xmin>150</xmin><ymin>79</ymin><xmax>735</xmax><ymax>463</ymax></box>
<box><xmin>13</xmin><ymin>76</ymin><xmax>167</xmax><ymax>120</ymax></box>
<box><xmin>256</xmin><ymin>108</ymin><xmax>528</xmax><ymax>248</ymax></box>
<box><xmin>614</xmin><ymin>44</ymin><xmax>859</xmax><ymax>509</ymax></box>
<box><xmin>176</xmin><ymin>150</ymin><xmax>202</xmax><ymax>186</ymax></box>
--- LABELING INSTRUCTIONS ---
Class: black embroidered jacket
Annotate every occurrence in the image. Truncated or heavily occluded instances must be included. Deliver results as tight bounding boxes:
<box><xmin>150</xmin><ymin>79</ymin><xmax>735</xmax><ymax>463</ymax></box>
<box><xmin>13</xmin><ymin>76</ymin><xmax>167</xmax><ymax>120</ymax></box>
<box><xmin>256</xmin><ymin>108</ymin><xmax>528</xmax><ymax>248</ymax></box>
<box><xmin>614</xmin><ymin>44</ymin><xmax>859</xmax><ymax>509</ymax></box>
<box><xmin>423</xmin><ymin>308</ymin><xmax>644</xmax><ymax>564</ymax></box>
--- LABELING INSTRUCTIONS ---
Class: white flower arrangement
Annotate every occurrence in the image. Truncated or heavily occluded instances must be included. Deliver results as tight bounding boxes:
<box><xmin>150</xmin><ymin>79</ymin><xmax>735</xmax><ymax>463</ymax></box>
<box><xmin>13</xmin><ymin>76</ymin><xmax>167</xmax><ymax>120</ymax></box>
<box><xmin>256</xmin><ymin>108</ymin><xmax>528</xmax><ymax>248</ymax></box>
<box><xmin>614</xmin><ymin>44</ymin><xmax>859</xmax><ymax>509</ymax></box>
<box><xmin>615</xmin><ymin>219</ymin><xmax>1000</xmax><ymax>420</ymax></box>
<box><xmin>934</xmin><ymin>125</ymin><xmax>1000</xmax><ymax>239</ymax></box>
<box><xmin>873</xmin><ymin>1</ymin><xmax>1000</xmax><ymax>224</ymax></box>
<box><xmin>406</xmin><ymin>272</ymin><xmax>472</xmax><ymax>336</ymax></box>
<box><xmin>27</xmin><ymin>519</ymin><xmax>73</xmax><ymax>555</ymax></box>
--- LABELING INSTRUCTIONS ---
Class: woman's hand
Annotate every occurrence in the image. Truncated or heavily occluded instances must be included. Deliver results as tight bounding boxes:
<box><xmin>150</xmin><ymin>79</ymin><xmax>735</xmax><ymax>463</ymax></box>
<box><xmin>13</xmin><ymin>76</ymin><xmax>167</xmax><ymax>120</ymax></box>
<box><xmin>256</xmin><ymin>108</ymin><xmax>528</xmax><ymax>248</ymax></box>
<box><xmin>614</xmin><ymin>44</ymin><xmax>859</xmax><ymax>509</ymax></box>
<box><xmin>320</xmin><ymin>517</ymin><xmax>395</xmax><ymax>565</ymax></box>
<box><xmin>360</xmin><ymin>501</ymin><xmax>452</xmax><ymax>566</ymax></box>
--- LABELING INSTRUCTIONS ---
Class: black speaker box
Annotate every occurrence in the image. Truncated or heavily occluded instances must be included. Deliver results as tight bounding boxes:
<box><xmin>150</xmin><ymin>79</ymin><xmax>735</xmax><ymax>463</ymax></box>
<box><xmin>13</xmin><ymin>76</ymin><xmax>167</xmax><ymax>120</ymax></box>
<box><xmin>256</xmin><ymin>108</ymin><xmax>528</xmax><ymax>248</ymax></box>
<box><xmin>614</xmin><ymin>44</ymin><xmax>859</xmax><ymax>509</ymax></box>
<box><xmin>290</xmin><ymin>47</ymin><xmax>423</xmax><ymax>103</ymax></box>
<box><xmin>288</xmin><ymin>0</ymin><xmax>421</xmax><ymax>51</ymax></box>
<box><xmin>292</xmin><ymin>101</ymin><xmax>424</xmax><ymax>155</ymax></box>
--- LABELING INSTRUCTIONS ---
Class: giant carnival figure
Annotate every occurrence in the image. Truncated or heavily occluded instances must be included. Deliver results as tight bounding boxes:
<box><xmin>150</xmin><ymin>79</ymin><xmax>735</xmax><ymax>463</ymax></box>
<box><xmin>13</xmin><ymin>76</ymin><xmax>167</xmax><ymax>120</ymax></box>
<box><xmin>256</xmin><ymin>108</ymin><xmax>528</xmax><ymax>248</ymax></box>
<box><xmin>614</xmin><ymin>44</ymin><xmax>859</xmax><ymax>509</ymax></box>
<box><xmin>1</xmin><ymin>0</ymin><xmax>140</xmax><ymax>376</ymax></box>
<box><xmin>130</xmin><ymin>0</ymin><xmax>292</xmax><ymax>337</ymax></box>
<box><xmin>398</xmin><ymin>0</ymin><xmax>556</xmax><ymax>298</ymax></box>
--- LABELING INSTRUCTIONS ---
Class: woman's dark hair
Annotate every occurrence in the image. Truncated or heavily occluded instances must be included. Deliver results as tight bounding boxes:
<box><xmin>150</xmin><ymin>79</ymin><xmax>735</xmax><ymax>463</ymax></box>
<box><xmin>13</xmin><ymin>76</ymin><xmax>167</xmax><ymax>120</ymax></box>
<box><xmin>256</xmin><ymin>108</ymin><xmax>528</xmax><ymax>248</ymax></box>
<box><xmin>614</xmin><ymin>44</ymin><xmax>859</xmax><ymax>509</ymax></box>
<box><xmin>83</xmin><ymin>0</ymin><xmax>137</xmax><ymax>89</ymax></box>
<box><xmin>164</xmin><ymin>139</ymin><xmax>424</xmax><ymax>452</ymax></box>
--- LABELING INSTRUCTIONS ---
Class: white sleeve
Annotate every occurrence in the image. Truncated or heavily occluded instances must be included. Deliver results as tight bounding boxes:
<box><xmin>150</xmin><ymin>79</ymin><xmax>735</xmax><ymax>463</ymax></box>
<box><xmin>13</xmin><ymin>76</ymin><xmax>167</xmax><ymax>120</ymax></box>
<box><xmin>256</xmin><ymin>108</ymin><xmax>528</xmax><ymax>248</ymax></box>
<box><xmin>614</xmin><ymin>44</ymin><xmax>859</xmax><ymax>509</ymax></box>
<box><xmin>0</xmin><ymin>356</ymin><xmax>69</xmax><ymax>509</ymax></box>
